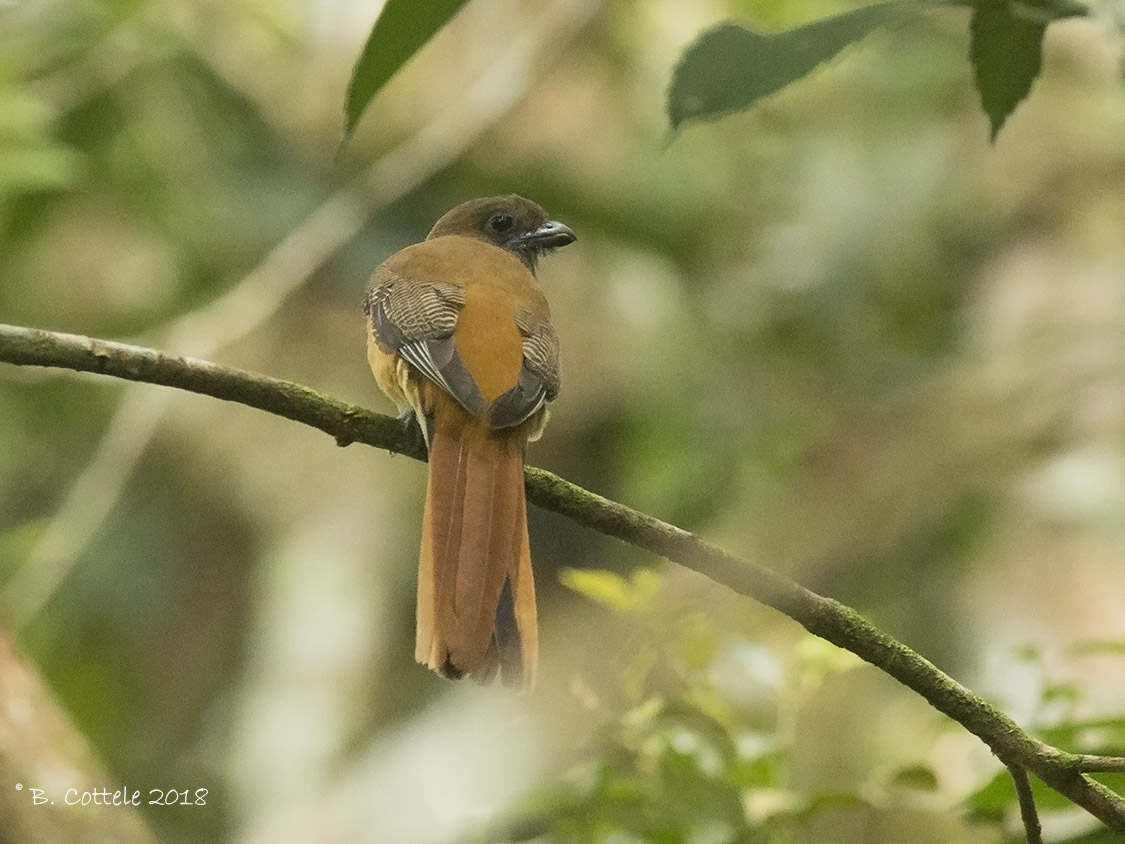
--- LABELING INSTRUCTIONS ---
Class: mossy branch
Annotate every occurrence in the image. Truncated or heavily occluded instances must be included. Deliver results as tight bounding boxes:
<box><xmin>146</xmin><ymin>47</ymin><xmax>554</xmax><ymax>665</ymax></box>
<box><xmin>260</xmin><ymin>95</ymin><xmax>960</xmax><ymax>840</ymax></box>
<box><xmin>3</xmin><ymin>321</ymin><xmax>1125</xmax><ymax>834</ymax></box>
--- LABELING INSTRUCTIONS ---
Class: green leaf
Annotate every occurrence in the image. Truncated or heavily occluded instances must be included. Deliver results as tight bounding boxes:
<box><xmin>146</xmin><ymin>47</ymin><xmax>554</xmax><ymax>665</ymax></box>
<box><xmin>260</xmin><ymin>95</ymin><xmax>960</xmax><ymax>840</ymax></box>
<box><xmin>887</xmin><ymin>764</ymin><xmax>940</xmax><ymax>792</ymax></box>
<box><xmin>560</xmin><ymin>567</ymin><xmax>661</xmax><ymax>612</ymax></box>
<box><xmin>966</xmin><ymin>770</ymin><xmax>1011</xmax><ymax>817</ymax></box>
<box><xmin>1011</xmin><ymin>642</ymin><xmax>1044</xmax><ymax>663</ymax></box>
<box><xmin>0</xmin><ymin>146</ymin><xmax>81</xmax><ymax>194</ymax></box>
<box><xmin>1069</xmin><ymin>639</ymin><xmax>1125</xmax><ymax>659</ymax></box>
<box><xmin>0</xmin><ymin>91</ymin><xmax>82</xmax><ymax>195</ymax></box>
<box><xmin>667</xmin><ymin>3</ymin><xmax>909</xmax><ymax>129</ymax></box>
<box><xmin>1038</xmin><ymin>716</ymin><xmax>1125</xmax><ymax>754</ymax></box>
<box><xmin>727</xmin><ymin>750</ymin><xmax>787</xmax><ymax>789</ymax></box>
<box><xmin>344</xmin><ymin>0</ymin><xmax>471</xmax><ymax>136</ymax></box>
<box><xmin>968</xmin><ymin>768</ymin><xmax>1077</xmax><ymax>818</ymax></box>
<box><xmin>1041</xmin><ymin>680</ymin><xmax>1081</xmax><ymax>706</ymax></box>
<box><xmin>969</xmin><ymin>0</ymin><xmax>1045</xmax><ymax>140</ymax></box>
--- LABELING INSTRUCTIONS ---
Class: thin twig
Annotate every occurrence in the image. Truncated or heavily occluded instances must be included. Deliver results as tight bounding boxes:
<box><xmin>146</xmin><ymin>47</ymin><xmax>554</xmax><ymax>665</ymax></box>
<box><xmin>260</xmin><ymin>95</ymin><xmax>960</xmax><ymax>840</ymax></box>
<box><xmin>2</xmin><ymin>322</ymin><xmax>1125</xmax><ymax>833</ymax></box>
<box><xmin>1008</xmin><ymin>765</ymin><xmax>1043</xmax><ymax>844</ymax></box>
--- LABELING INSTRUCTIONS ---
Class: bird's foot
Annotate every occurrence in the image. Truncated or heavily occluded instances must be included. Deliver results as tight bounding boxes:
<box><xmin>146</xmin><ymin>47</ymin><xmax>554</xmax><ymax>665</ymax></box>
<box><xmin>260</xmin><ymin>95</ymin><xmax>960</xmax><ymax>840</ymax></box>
<box><xmin>397</xmin><ymin>409</ymin><xmax>429</xmax><ymax>455</ymax></box>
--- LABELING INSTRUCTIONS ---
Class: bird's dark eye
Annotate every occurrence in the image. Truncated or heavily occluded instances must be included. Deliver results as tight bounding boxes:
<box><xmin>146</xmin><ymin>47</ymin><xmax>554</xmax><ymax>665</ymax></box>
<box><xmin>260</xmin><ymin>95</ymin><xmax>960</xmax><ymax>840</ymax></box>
<box><xmin>486</xmin><ymin>213</ymin><xmax>515</xmax><ymax>234</ymax></box>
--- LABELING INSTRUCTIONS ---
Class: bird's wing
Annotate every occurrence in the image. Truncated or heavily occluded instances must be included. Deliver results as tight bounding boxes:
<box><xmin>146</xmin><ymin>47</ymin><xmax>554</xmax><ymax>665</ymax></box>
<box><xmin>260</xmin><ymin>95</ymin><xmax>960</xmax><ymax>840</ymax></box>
<box><xmin>365</xmin><ymin>270</ymin><xmax>487</xmax><ymax>417</ymax></box>
<box><xmin>487</xmin><ymin>306</ymin><xmax>560</xmax><ymax>430</ymax></box>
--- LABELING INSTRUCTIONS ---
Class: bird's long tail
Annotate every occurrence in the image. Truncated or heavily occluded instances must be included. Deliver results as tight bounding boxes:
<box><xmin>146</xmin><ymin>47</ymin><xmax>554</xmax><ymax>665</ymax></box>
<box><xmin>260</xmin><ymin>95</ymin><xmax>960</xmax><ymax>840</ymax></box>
<box><xmin>415</xmin><ymin>407</ymin><xmax>537</xmax><ymax>687</ymax></box>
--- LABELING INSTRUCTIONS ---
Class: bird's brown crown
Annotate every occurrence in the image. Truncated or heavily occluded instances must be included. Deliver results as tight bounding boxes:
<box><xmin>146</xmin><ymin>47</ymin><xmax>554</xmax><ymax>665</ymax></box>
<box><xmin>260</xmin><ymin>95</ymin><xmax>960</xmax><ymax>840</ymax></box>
<box><xmin>427</xmin><ymin>195</ymin><xmax>575</xmax><ymax>273</ymax></box>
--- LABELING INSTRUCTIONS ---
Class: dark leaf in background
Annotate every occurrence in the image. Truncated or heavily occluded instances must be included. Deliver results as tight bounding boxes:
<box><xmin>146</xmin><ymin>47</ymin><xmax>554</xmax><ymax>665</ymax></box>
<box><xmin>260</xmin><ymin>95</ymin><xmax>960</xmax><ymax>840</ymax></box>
<box><xmin>968</xmin><ymin>768</ymin><xmax>1073</xmax><ymax>819</ymax></box>
<box><xmin>967</xmin><ymin>765</ymin><xmax>1125</xmax><ymax>841</ymax></box>
<box><xmin>668</xmin><ymin>3</ymin><xmax>907</xmax><ymax>129</ymax></box>
<box><xmin>969</xmin><ymin>0</ymin><xmax>1045</xmax><ymax>140</ymax></box>
<box><xmin>1037</xmin><ymin>716</ymin><xmax>1125</xmax><ymax>756</ymax></box>
<box><xmin>344</xmin><ymin>0</ymin><xmax>471</xmax><ymax>137</ymax></box>
<box><xmin>887</xmin><ymin>764</ymin><xmax>941</xmax><ymax>792</ymax></box>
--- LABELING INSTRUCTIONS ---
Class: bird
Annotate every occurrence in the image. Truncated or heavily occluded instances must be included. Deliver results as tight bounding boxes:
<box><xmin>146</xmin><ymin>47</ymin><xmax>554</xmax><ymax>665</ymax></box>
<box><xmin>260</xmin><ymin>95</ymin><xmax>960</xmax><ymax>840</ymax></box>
<box><xmin>363</xmin><ymin>195</ymin><xmax>575</xmax><ymax>688</ymax></box>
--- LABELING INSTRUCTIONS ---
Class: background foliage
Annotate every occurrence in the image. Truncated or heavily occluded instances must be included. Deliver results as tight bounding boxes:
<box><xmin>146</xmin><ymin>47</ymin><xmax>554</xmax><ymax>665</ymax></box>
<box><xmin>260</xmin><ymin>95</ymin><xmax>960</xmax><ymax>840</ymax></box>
<box><xmin>3</xmin><ymin>0</ymin><xmax>1125</xmax><ymax>842</ymax></box>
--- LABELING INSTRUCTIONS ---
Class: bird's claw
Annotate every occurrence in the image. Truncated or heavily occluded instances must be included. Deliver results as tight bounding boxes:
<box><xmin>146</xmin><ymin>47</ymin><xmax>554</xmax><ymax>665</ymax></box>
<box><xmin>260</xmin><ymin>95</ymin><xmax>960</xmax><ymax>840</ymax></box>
<box><xmin>398</xmin><ymin>409</ymin><xmax>429</xmax><ymax>454</ymax></box>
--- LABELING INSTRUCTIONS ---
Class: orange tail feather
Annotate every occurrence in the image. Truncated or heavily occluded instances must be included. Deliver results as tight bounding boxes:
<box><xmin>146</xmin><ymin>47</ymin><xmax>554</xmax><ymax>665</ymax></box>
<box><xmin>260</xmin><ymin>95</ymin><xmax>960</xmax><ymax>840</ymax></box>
<box><xmin>416</xmin><ymin>409</ymin><xmax>537</xmax><ymax>687</ymax></box>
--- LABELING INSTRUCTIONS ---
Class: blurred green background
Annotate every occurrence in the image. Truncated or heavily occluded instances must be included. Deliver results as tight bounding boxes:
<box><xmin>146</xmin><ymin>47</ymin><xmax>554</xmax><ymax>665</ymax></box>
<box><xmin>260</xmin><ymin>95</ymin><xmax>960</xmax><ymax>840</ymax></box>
<box><xmin>3</xmin><ymin>0</ymin><xmax>1125</xmax><ymax>842</ymax></box>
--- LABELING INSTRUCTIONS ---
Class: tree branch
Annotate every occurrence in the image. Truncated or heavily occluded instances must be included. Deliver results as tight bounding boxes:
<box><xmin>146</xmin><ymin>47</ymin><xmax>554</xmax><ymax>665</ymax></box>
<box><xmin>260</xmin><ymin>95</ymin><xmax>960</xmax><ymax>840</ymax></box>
<box><xmin>1067</xmin><ymin>756</ymin><xmax>1125</xmax><ymax>773</ymax></box>
<box><xmin>1009</xmin><ymin>764</ymin><xmax>1043</xmax><ymax>844</ymax></box>
<box><xmin>3</xmin><ymin>321</ymin><xmax>1124</xmax><ymax>833</ymax></box>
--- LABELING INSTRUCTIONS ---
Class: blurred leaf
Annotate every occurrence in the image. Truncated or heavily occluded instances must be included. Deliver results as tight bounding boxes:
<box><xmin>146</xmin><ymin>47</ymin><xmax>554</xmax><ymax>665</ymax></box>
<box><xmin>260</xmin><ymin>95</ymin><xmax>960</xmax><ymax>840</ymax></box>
<box><xmin>1012</xmin><ymin>642</ymin><xmax>1045</xmax><ymax>663</ymax></box>
<box><xmin>728</xmin><ymin>749</ymin><xmax>786</xmax><ymax>790</ymax></box>
<box><xmin>1038</xmin><ymin>716</ymin><xmax>1125</xmax><ymax>755</ymax></box>
<box><xmin>969</xmin><ymin>0</ymin><xmax>1045</xmax><ymax>140</ymax></box>
<box><xmin>1041</xmin><ymin>680</ymin><xmax>1081</xmax><ymax>706</ymax></box>
<box><xmin>658</xmin><ymin>746</ymin><xmax>747</xmax><ymax>832</ymax></box>
<box><xmin>658</xmin><ymin>701</ymin><xmax>743</xmax><ymax>769</ymax></box>
<box><xmin>622</xmin><ymin>696</ymin><xmax>666</xmax><ymax>731</ymax></box>
<box><xmin>561</xmin><ymin>567</ymin><xmax>662</xmax><ymax>613</ymax></box>
<box><xmin>476</xmin><ymin>785</ymin><xmax>590</xmax><ymax>844</ymax></box>
<box><xmin>679</xmin><ymin>612</ymin><xmax>719</xmax><ymax>670</ymax></box>
<box><xmin>0</xmin><ymin>146</ymin><xmax>82</xmax><ymax>194</ymax></box>
<box><xmin>344</xmin><ymin>0</ymin><xmax>471</xmax><ymax>136</ymax></box>
<box><xmin>967</xmin><ymin>774</ymin><xmax>1012</xmax><ymax>819</ymax></box>
<box><xmin>0</xmin><ymin>91</ymin><xmax>81</xmax><ymax>196</ymax></box>
<box><xmin>795</xmin><ymin>634</ymin><xmax>864</xmax><ymax>691</ymax></box>
<box><xmin>930</xmin><ymin>491</ymin><xmax>994</xmax><ymax>563</ymax></box>
<box><xmin>668</xmin><ymin>3</ymin><xmax>908</xmax><ymax>129</ymax></box>
<box><xmin>743</xmin><ymin>787</ymin><xmax>812</xmax><ymax>828</ymax></box>
<box><xmin>614</xmin><ymin>403</ymin><xmax>739</xmax><ymax>528</ymax></box>
<box><xmin>0</xmin><ymin>520</ymin><xmax>46</xmax><ymax>581</ymax></box>
<box><xmin>968</xmin><ymin>768</ymin><xmax>1073</xmax><ymax>817</ymax></box>
<box><xmin>803</xmin><ymin>790</ymin><xmax>870</xmax><ymax>813</ymax></box>
<box><xmin>972</xmin><ymin>767</ymin><xmax>1125</xmax><ymax>830</ymax></box>
<box><xmin>967</xmin><ymin>769</ymin><xmax>1016</xmax><ymax>817</ymax></box>
<box><xmin>887</xmin><ymin>764</ymin><xmax>940</xmax><ymax>792</ymax></box>
<box><xmin>1069</xmin><ymin>639</ymin><xmax>1125</xmax><ymax>659</ymax></box>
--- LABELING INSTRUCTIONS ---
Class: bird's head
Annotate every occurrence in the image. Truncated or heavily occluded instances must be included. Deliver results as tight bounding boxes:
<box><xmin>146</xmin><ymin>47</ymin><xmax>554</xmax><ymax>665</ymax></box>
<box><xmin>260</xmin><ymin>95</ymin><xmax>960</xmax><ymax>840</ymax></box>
<box><xmin>427</xmin><ymin>195</ymin><xmax>576</xmax><ymax>273</ymax></box>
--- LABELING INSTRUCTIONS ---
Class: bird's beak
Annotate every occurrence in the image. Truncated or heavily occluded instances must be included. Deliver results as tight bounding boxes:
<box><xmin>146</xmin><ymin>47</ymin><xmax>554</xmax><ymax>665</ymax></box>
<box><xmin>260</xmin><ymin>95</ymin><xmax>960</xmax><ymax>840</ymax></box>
<box><xmin>522</xmin><ymin>219</ymin><xmax>576</xmax><ymax>251</ymax></box>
